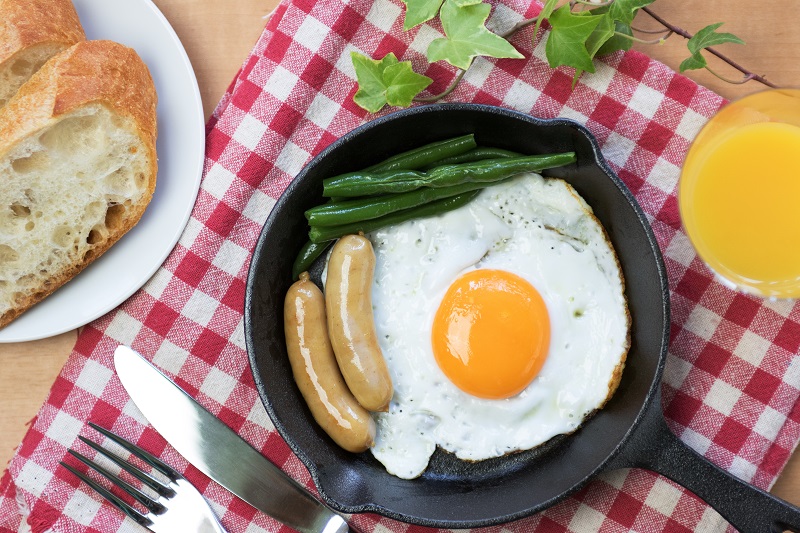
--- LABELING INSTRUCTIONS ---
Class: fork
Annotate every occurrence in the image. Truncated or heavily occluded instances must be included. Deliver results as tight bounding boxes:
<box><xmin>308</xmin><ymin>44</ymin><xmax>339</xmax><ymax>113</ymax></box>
<box><xmin>61</xmin><ymin>422</ymin><xmax>227</xmax><ymax>533</ymax></box>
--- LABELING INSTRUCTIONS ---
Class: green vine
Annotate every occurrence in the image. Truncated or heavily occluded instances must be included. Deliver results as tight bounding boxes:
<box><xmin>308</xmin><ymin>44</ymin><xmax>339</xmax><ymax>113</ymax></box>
<box><xmin>351</xmin><ymin>0</ymin><xmax>769</xmax><ymax>113</ymax></box>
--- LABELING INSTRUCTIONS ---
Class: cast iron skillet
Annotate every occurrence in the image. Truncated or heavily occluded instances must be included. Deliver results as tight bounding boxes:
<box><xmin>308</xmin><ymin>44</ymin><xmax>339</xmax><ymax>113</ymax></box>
<box><xmin>244</xmin><ymin>103</ymin><xmax>800</xmax><ymax>530</ymax></box>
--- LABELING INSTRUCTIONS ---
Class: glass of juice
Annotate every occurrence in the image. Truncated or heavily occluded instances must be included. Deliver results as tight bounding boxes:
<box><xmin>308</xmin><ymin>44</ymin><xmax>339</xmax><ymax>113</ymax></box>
<box><xmin>679</xmin><ymin>88</ymin><xmax>800</xmax><ymax>299</ymax></box>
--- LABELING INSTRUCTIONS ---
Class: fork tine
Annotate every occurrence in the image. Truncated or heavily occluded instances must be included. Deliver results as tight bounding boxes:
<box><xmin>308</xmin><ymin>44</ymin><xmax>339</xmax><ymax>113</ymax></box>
<box><xmin>60</xmin><ymin>461</ymin><xmax>153</xmax><ymax>527</ymax></box>
<box><xmin>79</xmin><ymin>436</ymin><xmax>175</xmax><ymax>497</ymax></box>
<box><xmin>89</xmin><ymin>422</ymin><xmax>181</xmax><ymax>480</ymax></box>
<box><xmin>66</xmin><ymin>448</ymin><xmax>165</xmax><ymax>515</ymax></box>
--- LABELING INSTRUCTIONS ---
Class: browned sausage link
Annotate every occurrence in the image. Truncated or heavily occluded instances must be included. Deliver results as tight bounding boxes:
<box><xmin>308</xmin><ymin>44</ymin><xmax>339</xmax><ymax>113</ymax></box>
<box><xmin>284</xmin><ymin>272</ymin><xmax>376</xmax><ymax>452</ymax></box>
<box><xmin>325</xmin><ymin>234</ymin><xmax>393</xmax><ymax>412</ymax></box>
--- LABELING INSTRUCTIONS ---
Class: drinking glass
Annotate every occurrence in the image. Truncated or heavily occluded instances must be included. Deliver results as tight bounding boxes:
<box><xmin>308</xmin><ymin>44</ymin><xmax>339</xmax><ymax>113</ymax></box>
<box><xmin>678</xmin><ymin>88</ymin><xmax>800</xmax><ymax>299</ymax></box>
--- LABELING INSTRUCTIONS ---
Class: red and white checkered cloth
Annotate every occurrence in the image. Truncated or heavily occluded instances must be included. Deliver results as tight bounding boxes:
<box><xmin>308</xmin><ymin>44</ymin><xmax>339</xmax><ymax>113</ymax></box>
<box><xmin>2</xmin><ymin>0</ymin><xmax>800</xmax><ymax>530</ymax></box>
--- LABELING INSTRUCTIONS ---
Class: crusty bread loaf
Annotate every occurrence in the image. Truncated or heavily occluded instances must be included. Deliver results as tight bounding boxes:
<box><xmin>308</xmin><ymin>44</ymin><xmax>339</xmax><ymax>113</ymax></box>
<box><xmin>0</xmin><ymin>40</ymin><xmax>158</xmax><ymax>329</ymax></box>
<box><xmin>0</xmin><ymin>0</ymin><xmax>86</xmax><ymax>109</ymax></box>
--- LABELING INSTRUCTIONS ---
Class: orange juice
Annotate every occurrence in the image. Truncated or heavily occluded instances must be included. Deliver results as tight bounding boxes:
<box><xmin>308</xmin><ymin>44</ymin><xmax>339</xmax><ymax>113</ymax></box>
<box><xmin>679</xmin><ymin>89</ymin><xmax>800</xmax><ymax>298</ymax></box>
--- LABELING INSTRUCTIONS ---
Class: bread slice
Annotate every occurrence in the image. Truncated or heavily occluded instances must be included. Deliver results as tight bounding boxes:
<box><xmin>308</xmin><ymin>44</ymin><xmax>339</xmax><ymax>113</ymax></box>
<box><xmin>0</xmin><ymin>40</ymin><xmax>158</xmax><ymax>329</ymax></box>
<box><xmin>0</xmin><ymin>0</ymin><xmax>86</xmax><ymax>110</ymax></box>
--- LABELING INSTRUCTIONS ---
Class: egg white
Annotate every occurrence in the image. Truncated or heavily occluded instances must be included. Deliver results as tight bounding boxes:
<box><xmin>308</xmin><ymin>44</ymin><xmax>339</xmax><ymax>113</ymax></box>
<box><xmin>357</xmin><ymin>173</ymin><xmax>630</xmax><ymax>480</ymax></box>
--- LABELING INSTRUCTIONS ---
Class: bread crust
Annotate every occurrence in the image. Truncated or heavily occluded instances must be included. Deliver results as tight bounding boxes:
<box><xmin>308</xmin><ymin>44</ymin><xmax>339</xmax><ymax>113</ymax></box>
<box><xmin>0</xmin><ymin>40</ymin><xmax>158</xmax><ymax>329</ymax></box>
<box><xmin>0</xmin><ymin>40</ymin><xmax>158</xmax><ymax>159</ymax></box>
<box><xmin>0</xmin><ymin>0</ymin><xmax>85</xmax><ymax>108</ymax></box>
<box><xmin>0</xmin><ymin>0</ymin><xmax>85</xmax><ymax>64</ymax></box>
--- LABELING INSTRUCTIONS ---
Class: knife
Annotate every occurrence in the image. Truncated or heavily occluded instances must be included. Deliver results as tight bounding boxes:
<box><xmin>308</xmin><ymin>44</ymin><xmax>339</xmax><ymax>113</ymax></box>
<box><xmin>113</xmin><ymin>345</ymin><xmax>351</xmax><ymax>533</ymax></box>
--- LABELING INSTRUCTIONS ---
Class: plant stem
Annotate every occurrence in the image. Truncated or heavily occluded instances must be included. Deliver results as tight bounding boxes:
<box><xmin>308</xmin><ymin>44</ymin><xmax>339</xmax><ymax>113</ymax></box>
<box><xmin>630</xmin><ymin>25</ymin><xmax>672</xmax><ymax>35</ymax></box>
<box><xmin>413</xmin><ymin>2</ymin><xmax>775</xmax><ymax>105</ymax></box>
<box><xmin>414</xmin><ymin>67</ymin><xmax>469</xmax><ymax>102</ymax></box>
<box><xmin>412</xmin><ymin>12</ymin><xmax>539</xmax><ymax>103</ymax></box>
<box><xmin>704</xmin><ymin>65</ymin><xmax>757</xmax><ymax>85</ymax></box>
<box><xmin>641</xmin><ymin>6</ymin><xmax>777</xmax><ymax>88</ymax></box>
<box><xmin>615</xmin><ymin>30</ymin><xmax>672</xmax><ymax>45</ymax></box>
<box><xmin>572</xmin><ymin>0</ymin><xmax>614</xmax><ymax>7</ymax></box>
<box><xmin>499</xmin><ymin>16</ymin><xmax>537</xmax><ymax>39</ymax></box>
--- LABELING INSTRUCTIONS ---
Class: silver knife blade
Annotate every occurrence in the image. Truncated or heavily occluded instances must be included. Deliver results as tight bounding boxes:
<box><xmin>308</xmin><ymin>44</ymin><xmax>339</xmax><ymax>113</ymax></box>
<box><xmin>113</xmin><ymin>345</ymin><xmax>350</xmax><ymax>533</ymax></box>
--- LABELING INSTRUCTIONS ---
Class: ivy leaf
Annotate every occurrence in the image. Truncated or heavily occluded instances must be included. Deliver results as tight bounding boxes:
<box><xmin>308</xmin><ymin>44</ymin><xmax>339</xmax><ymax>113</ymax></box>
<box><xmin>452</xmin><ymin>0</ymin><xmax>482</xmax><ymax>7</ymax></box>
<box><xmin>573</xmin><ymin>12</ymin><xmax>616</xmax><ymax>83</ymax></box>
<box><xmin>427</xmin><ymin>0</ymin><xmax>524</xmax><ymax>70</ymax></box>
<box><xmin>532</xmin><ymin>0</ymin><xmax>559</xmax><ymax>47</ymax></box>
<box><xmin>402</xmin><ymin>0</ymin><xmax>445</xmax><ymax>30</ymax></box>
<box><xmin>679</xmin><ymin>51</ymin><xmax>707</xmax><ymax>72</ymax></box>
<box><xmin>593</xmin><ymin>0</ymin><xmax>655</xmax><ymax>59</ymax></box>
<box><xmin>583</xmin><ymin>11</ymin><xmax>616</xmax><ymax>59</ymax></box>
<box><xmin>596</xmin><ymin>20</ymin><xmax>634</xmax><ymax>56</ymax></box>
<box><xmin>576</xmin><ymin>4</ymin><xmax>634</xmax><ymax>57</ymax></box>
<box><xmin>401</xmin><ymin>0</ymin><xmax>483</xmax><ymax>32</ymax></box>
<box><xmin>383</xmin><ymin>62</ymin><xmax>433</xmax><ymax>105</ymax></box>
<box><xmin>687</xmin><ymin>22</ymin><xmax>745</xmax><ymax>54</ymax></box>
<box><xmin>351</xmin><ymin>52</ymin><xmax>433</xmax><ymax>113</ymax></box>
<box><xmin>679</xmin><ymin>23</ymin><xmax>744</xmax><ymax>72</ymax></box>
<box><xmin>607</xmin><ymin>0</ymin><xmax>656</xmax><ymax>25</ymax></box>
<box><xmin>545</xmin><ymin>5</ymin><xmax>603</xmax><ymax>74</ymax></box>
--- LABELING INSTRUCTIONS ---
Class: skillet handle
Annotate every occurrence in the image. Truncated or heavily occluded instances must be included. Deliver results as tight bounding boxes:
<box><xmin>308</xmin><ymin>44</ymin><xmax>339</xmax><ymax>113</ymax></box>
<box><xmin>608</xmin><ymin>397</ymin><xmax>800</xmax><ymax>533</ymax></box>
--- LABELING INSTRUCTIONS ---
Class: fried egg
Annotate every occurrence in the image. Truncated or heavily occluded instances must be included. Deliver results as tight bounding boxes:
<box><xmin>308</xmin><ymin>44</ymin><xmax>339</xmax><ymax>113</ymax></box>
<box><xmin>366</xmin><ymin>173</ymin><xmax>630</xmax><ymax>479</ymax></box>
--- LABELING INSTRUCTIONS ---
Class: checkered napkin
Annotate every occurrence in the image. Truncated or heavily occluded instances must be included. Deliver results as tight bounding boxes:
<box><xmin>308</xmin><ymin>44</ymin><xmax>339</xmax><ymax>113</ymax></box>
<box><xmin>3</xmin><ymin>0</ymin><xmax>800</xmax><ymax>530</ymax></box>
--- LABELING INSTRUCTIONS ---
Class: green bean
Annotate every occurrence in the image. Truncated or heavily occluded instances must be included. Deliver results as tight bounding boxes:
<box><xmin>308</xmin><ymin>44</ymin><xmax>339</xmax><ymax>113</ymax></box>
<box><xmin>308</xmin><ymin>191</ymin><xmax>481</xmax><ymax>243</ymax></box>
<box><xmin>419</xmin><ymin>147</ymin><xmax>521</xmax><ymax>170</ymax></box>
<box><xmin>291</xmin><ymin>240</ymin><xmax>332</xmax><ymax>280</ymax></box>
<box><xmin>323</xmin><ymin>169</ymin><xmax>426</xmax><ymax>198</ymax></box>
<box><xmin>364</xmin><ymin>134</ymin><xmax>477</xmax><ymax>173</ymax></box>
<box><xmin>306</xmin><ymin>178</ymin><xmax>504</xmax><ymax>227</ymax></box>
<box><xmin>322</xmin><ymin>152</ymin><xmax>576</xmax><ymax>198</ymax></box>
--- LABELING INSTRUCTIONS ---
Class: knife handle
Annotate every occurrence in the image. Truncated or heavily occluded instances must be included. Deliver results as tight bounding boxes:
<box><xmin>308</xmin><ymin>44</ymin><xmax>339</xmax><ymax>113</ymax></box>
<box><xmin>113</xmin><ymin>346</ymin><xmax>354</xmax><ymax>533</ymax></box>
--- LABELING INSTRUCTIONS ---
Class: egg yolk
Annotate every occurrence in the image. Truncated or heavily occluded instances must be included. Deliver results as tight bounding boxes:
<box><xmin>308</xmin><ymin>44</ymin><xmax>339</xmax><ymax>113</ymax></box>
<box><xmin>431</xmin><ymin>269</ymin><xmax>550</xmax><ymax>399</ymax></box>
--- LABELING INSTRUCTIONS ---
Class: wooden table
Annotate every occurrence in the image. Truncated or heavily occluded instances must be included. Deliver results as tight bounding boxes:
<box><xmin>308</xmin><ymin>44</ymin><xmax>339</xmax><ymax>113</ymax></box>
<box><xmin>2</xmin><ymin>0</ymin><xmax>799</xmax><ymax>513</ymax></box>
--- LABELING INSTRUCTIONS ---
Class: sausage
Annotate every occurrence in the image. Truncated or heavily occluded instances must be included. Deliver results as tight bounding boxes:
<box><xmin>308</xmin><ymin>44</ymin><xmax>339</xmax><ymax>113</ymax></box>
<box><xmin>325</xmin><ymin>234</ymin><xmax>393</xmax><ymax>412</ymax></box>
<box><xmin>284</xmin><ymin>272</ymin><xmax>376</xmax><ymax>453</ymax></box>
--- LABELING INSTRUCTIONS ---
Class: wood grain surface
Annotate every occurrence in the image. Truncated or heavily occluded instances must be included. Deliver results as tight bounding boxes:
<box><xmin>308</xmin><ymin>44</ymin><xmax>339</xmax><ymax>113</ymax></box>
<box><xmin>2</xmin><ymin>0</ymin><xmax>798</xmax><ymax>515</ymax></box>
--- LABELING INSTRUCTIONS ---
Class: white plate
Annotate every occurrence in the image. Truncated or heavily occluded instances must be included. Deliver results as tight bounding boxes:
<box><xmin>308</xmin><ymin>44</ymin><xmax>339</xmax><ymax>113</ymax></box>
<box><xmin>0</xmin><ymin>0</ymin><xmax>205</xmax><ymax>342</ymax></box>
